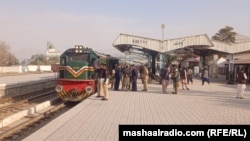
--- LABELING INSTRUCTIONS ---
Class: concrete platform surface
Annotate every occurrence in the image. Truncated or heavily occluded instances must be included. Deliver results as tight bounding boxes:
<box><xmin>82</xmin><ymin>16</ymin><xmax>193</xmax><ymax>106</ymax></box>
<box><xmin>23</xmin><ymin>79</ymin><xmax>250</xmax><ymax>141</ymax></box>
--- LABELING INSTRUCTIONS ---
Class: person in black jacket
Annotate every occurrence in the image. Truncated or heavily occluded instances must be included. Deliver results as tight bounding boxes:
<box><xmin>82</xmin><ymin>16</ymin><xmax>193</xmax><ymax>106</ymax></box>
<box><xmin>171</xmin><ymin>65</ymin><xmax>180</xmax><ymax>94</ymax></box>
<box><xmin>236</xmin><ymin>68</ymin><xmax>247</xmax><ymax>99</ymax></box>
<box><xmin>161</xmin><ymin>65</ymin><xmax>170</xmax><ymax>94</ymax></box>
<box><xmin>114</xmin><ymin>64</ymin><xmax>121</xmax><ymax>91</ymax></box>
<box><xmin>131</xmin><ymin>64</ymin><xmax>138</xmax><ymax>91</ymax></box>
<box><xmin>122</xmin><ymin>65</ymin><xmax>130</xmax><ymax>91</ymax></box>
<box><xmin>180</xmin><ymin>67</ymin><xmax>190</xmax><ymax>90</ymax></box>
<box><xmin>95</xmin><ymin>58</ymin><xmax>102</xmax><ymax>98</ymax></box>
<box><xmin>100</xmin><ymin>64</ymin><xmax>109</xmax><ymax>101</ymax></box>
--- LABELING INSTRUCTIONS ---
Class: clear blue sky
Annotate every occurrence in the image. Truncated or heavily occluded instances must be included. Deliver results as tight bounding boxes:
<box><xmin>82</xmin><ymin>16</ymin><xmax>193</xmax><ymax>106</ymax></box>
<box><xmin>0</xmin><ymin>0</ymin><xmax>249</xmax><ymax>61</ymax></box>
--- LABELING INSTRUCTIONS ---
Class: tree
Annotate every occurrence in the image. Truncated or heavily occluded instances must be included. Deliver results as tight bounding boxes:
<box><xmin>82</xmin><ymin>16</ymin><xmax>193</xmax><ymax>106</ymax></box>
<box><xmin>212</xmin><ymin>26</ymin><xmax>236</xmax><ymax>43</ymax></box>
<box><xmin>29</xmin><ymin>54</ymin><xmax>48</xmax><ymax>65</ymax></box>
<box><xmin>47</xmin><ymin>56</ymin><xmax>60</xmax><ymax>64</ymax></box>
<box><xmin>165</xmin><ymin>54</ymin><xmax>178</xmax><ymax>65</ymax></box>
<box><xmin>180</xmin><ymin>52</ymin><xmax>194</xmax><ymax>61</ymax></box>
<box><xmin>0</xmin><ymin>42</ymin><xmax>19</xmax><ymax>66</ymax></box>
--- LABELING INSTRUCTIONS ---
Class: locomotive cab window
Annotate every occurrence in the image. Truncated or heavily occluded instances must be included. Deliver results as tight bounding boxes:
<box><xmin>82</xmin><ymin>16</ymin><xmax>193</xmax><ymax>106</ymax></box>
<box><xmin>61</xmin><ymin>57</ymin><xmax>67</xmax><ymax>65</ymax></box>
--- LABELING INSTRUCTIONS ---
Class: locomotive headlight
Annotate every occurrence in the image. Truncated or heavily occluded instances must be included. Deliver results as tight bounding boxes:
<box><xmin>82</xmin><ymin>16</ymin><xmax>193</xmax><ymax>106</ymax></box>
<box><xmin>85</xmin><ymin>86</ymin><xmax>92</xmax><ymax>94</ymax></box>
<box><xmin>79</xmin><ymin>49</ymin><xmax>82</xmax><ymax>53</ymax></box>
<box><xmin>55</xmin><ymin>85</ymin><xmax>63</xmax><ymax>92</ymax></box>
<box><xmin>75</xmin><ymin>50</ymin><xmax>79</xmax><ymax>53</ymax></box>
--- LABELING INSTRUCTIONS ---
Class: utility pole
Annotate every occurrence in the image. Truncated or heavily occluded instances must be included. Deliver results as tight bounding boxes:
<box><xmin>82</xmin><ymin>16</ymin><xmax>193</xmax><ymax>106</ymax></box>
<box><xmin>159</xmin><ymin>24</ymin><xmax>165</xmax><ymax>71</ymax></box>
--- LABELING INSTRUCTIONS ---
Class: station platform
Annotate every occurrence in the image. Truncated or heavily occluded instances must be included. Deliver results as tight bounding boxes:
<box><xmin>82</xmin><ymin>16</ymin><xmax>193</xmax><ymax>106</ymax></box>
<box><xmin>23</xmin><ymin>78</ymin><xmax>250</xmax><ymax>141</ymax></box>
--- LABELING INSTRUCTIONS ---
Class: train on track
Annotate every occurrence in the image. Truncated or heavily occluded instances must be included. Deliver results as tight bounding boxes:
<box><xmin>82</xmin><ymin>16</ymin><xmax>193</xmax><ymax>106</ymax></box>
<box><xmin>55</xmin><ymin>45</ymin><xmax>119</xmax><ymax>103</ymax></box>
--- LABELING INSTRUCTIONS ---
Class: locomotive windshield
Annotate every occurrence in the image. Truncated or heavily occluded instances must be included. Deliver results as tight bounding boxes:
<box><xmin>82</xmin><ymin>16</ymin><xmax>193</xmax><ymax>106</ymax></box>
<box><xmin>69</xmin><ymin>53</ymin><xmax>89</xmax><ymax>62</ymax></box>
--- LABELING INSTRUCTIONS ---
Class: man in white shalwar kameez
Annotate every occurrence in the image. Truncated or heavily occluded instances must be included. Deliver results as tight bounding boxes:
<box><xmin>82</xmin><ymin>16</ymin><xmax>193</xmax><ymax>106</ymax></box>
<box><xmin>236</xmin><ymin>68</ymin><xmax>247</xmax><ymax>99</ymax></box>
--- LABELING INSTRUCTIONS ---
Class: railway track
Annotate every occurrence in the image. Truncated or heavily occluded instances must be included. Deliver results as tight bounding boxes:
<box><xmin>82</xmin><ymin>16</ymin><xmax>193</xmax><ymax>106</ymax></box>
<box><xmin>0</xmin><ymin>85</ymin><xmax>90</xmax><ymax>140</ymax></box>
<box><xmin>0</xmin><ymin>89</ymin><xmax>56</xmax><ymax>119</ymax></box>
<box><xmin>0</xmin><ymin>88</ymin><xmax>78</xmax><ymax>141</ymax></box>
<box><xmin>0</xmin><ymin>88</ymin><xmax>55</xmax><ymax>108</ymax></box>
<box><xmin>0</xmin><ymin>88</ymin><xmax>55</xmax><ymax>104</ymax></box>
<box><xmin>0</xmin><ymin>101</ymin><xmax>75</xmax><ymax>141</ymax></box>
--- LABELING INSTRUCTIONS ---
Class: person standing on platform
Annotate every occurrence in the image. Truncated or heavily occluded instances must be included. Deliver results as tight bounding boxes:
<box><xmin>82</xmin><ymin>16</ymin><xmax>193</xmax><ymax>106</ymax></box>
<box><xmin>128</xmin><ymin>65</ymin><xmax>133</xmax><ymax>90</ymax></box>
<box><xmin>97</xmin><ymin>64</ymin><xmax>104</xmax><ymax>97</ymax></box>
<box><xmin>109</xmin><ymin>68</ymin><xmax>115</xmax><ymax>89</ymax></box>
<box><xmin>101</xmin><ymin>64</ymin><xmax>109</xmax><ymax>101</ymax></box>
<box><xmin>114</xmin><ymin>64</ymin><xmax>121</xmax><ymax>91</ymax></box>
<box><xmin>92</xmin><ymin>57</ymin><xmax>100</xmax><ymax>94</ymax></box>
<box><xmin>202</xmin><ymin>67</ymin><xmax>209</xmax><ymax>85</ymax></box>
<box><xmin>171</xmin><ymin>65</ymin><xmax>180</xmax><ymax>94</ymax></box>
<box><xmin>180</xmin><ymin>67</ymin><xmax>190</xmax><ymax>90</ymax></box>
<box><xmin>187</xmin><ymin>67</ymin><xmax>193</xmax><ymax>84</ymax></box>
<box><xmin>131</xmin><ymin>64</ymin><xmax>138</xmax><ymax>91</ymax></box>
<box><xmin>92</xmin><ymin>57</ymin><xmax>99</xmax><ymax>79</ymax></box>
<box><xmin>161</xmin><ymin>65</ymin><xmax>170</xmax><ymax>94</ymax></box>
<box><xmin>236</xmin><ymin>68</ymin><xmax>247</xmax><ymax>99</ymax></box>
<box><xmin>122</xmin><ymin>65</ymin><xmax>130</xmax><ymax>91</ymax></box>
<box><xmin>120</xmin><ymin>65</ymin><xmax>125</xmax><ymax>90</ymax></box>
<box><xmin>141</xmin><ymin>64</ymin><xmax>149</xmax><ymax>91</ymax></box>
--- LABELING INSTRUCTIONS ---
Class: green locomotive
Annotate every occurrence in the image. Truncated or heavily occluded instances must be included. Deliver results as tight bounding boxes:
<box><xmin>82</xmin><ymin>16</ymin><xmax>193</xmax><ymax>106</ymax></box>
<box><xmin>55</xmin><ymin>45</ymin><xmax>118</xmax><ymax>103</ymax></box>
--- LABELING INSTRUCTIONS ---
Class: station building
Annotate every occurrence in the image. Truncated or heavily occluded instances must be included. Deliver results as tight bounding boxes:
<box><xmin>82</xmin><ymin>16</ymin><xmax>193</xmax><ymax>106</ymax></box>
<box><xmin>113</xmin><ymin>33</ymin><xmax>250</xmax><ymax>83</ymax></box>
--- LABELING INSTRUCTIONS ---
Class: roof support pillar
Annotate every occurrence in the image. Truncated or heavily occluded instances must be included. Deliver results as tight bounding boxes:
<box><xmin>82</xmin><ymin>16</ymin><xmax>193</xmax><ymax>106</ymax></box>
<box><xmin>148</xmin><ymin>51</ymin><xmax>158</xmax><ymax>75</ymax></box>
<box><xmin>159</xmin><ymin>53</ymin><xmax>166</xmax><ymax>70</ymax></box>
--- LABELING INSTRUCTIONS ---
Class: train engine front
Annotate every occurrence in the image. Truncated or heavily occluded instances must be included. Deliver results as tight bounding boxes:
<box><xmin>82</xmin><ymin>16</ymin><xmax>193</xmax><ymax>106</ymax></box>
<box><xmin>55</xmin><ymin>45</ymin><xmax>97</xmax><ymax>102</ymax></box>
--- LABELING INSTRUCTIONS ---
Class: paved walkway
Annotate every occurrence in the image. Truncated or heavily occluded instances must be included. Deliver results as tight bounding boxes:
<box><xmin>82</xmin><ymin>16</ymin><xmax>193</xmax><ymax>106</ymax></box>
<box><xmin>24</xmin><ymin>78</ymin><xmax>250</xmax><ymax>141</ymax></box>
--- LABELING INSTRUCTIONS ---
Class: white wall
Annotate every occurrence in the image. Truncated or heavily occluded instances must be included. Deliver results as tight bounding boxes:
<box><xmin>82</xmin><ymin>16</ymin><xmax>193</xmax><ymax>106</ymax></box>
<box><xmin>0</xmin><ymin>65</ymin><xmax>52</xmax><ymax>73</ymax></box>
<box><xmin>0</xmin><ymin>66</ymin><xmax>22</xmax><ymax>73</ymax></box>
<box><xmin>208</xmin><ymin>57</ymin><xmax>227</xmax><ymax>78</ymax></box>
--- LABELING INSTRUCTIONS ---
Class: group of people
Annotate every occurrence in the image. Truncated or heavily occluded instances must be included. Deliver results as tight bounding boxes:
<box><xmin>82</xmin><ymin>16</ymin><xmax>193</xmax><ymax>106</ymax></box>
<box><xmin>109</xmin><ymin>63</ymin><xmax>193</xmax><ymax>95</ymax></box>
<box><xmin>93</xmin><ymin>56</ymin><xmax>248</xmax><ymax>100</ymax></box>
<box><xmin>110</xmin><ymin>64</ymin><xmax>149</xmax><ymax>92</ymax></box>
<box><xmin>93</xmin><ymin>58</ymin><xmax>151</xmax><ymax>101</ymax></box>
<box><xmin>162</xmin><ymin>65</ymin><xmax>248</xmax><ymax>99</ymax></box>
<box><xmin>108</xmin><ymin>63</ymin><xmax>195</xmax><ymax>95</ymax></box>
<box><xmin>161</xmin><ymin>65</ymin><xmax>193</xmax><ymax>94</ymax></box>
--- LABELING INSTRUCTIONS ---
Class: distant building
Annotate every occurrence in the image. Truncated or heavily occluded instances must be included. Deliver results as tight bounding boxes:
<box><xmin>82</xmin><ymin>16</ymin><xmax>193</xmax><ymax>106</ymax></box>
<box><xmin>234</xmin><ymin>33</ymin><xmax>250</xmax><ymax>43</ymax></box>
<box><xmin>231</xmin><ymin>51</ymin><xmax>250</xmax><ymax>84</ymax></box>
<box><xmin>208</xmin><ymin>57</ymin><xmax>227</xmax><ymax>78</ymax></box>
<box><xmin>182</xmin><ymin>57</ymin><xmax>200</xmax><ymax>68</ymax></box>
<box><xmin>46</xmin><ymin>42</ymin><xmax>61</xmax><ymax>60</ymax></box>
